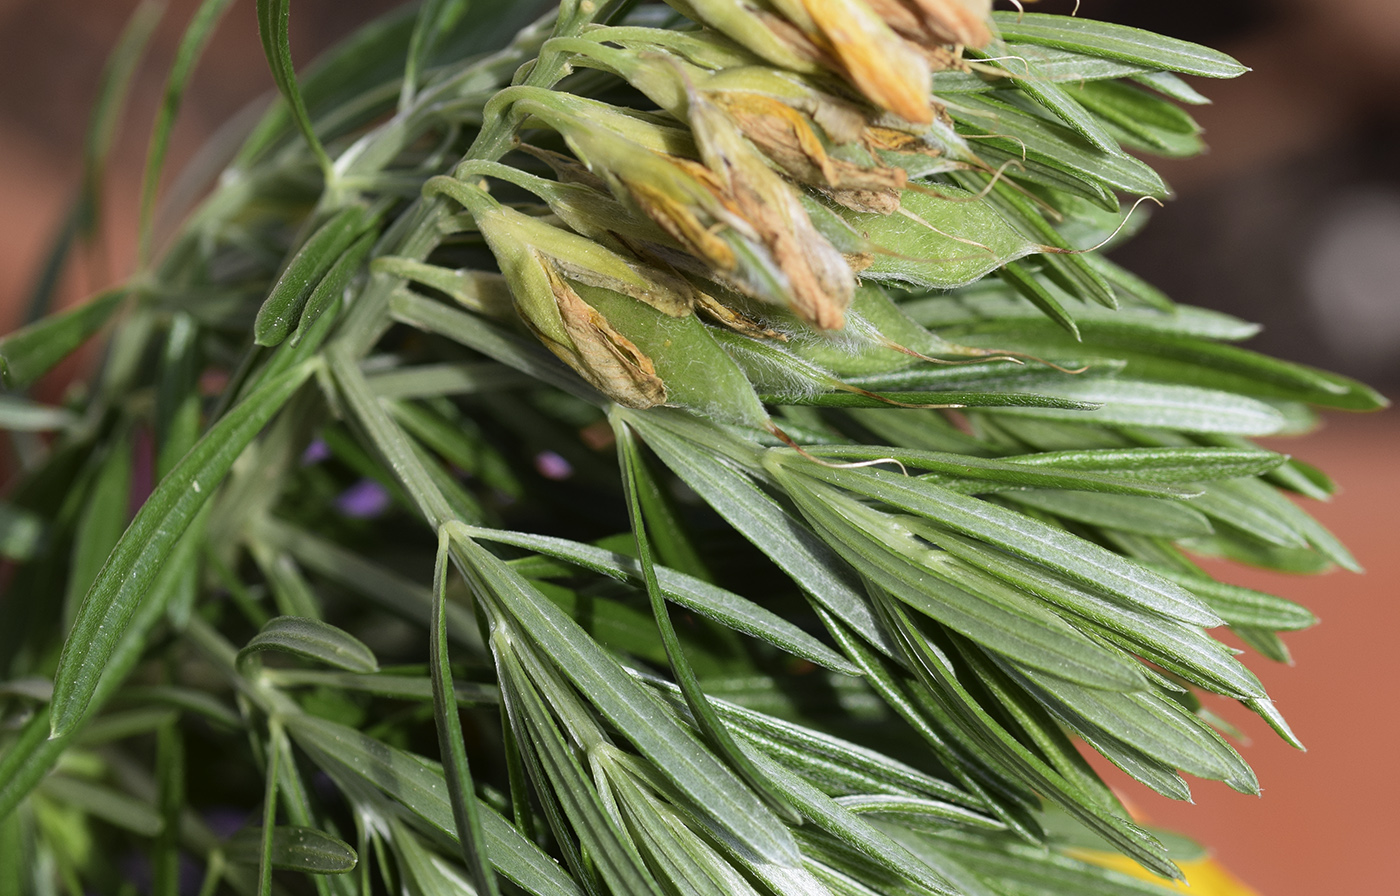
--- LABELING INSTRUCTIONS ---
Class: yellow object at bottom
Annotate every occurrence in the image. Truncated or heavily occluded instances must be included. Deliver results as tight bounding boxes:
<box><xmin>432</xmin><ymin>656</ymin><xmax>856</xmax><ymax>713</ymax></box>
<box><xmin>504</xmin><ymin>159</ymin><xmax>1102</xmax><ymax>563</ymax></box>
<box><xmin>1071</xmin><ymin>850</ymin><xmax>1262</xmax><ymax>895</ymax></box>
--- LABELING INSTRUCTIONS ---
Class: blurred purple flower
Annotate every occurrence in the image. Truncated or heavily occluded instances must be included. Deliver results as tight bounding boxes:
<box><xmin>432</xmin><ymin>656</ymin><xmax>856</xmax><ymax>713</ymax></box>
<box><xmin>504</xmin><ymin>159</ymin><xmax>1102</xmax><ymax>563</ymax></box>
<box><xmin>535</xmin><ymin>450</ymin><xmax>573</xmax><ymax>481</ymax></box>
<box><xmin>202</xmin><ymin>807</ymin><xmax>249</xmax><ymax>839</ymax></box>
<box><xmin>336</xmin><ymin>479</ymin><xmax>391</xmax><ymax>518</ymax></box>
<box><xmin>301</xmin><ymin>437</ymin><xmax>331</xmax><ymax>465</ymax></box>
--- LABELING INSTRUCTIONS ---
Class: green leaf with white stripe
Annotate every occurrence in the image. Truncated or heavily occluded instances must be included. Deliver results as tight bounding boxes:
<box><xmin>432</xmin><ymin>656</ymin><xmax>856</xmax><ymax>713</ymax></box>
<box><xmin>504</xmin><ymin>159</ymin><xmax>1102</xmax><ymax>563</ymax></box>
<box><xmin>445</xmin><ymin>525</ymin><xmax>803</xmax><ymax>868</ymax></box>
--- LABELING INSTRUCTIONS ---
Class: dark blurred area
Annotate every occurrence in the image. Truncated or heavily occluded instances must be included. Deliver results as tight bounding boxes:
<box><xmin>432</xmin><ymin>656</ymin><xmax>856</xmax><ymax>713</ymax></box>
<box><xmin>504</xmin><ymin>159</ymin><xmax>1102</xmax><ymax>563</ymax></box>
<box><xmin>0</xmin><ymin>1</ymin><xmax>1395</xmax><ymax>894</ymax></box>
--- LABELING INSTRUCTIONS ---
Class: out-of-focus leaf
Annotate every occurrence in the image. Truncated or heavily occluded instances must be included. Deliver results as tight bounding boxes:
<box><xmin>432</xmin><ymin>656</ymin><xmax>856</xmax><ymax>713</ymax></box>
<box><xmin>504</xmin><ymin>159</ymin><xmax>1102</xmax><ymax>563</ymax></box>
<box><xmin>0</xmin><ymin>289</ymin><xmax>126</xmax><ymax>389</ymax></box>
<box><xmin>288</xmin><ymin>714</ymin><xmax>585</xmax><ymax>896</ymax></box>
<box><xmin>50</xmin><ymin>362</ymin><xmax>314</xmax><ymax>738</ymax></box>
<box><xmin>0</xmin><ymin>397</ymin><xmax>77</xmax><ymax>432</ymax></box>
<box><xmin>63</xmin><ymin>436</ymin><xmax>133</xmax><ymax>631</ymax></box>
<box><xmin>226</xmin><ymin>826</ymin><xmax>358</xmax><ymax>873</ymax></box>
<box><xmin>137</xmin><ymin>0</ymin><xmax>236</xmax><ymax>263</ymax></box>
<box><xmin>39</xmin><ymin>776</ymin><xmax>162</xmax><ymax>837</ymax></box>
<box><xmin>0</xmin><ymin>504</ymin><xmax>43</xmax><ymax>561</ymax></box>
<box><xmin>237</xmin><ymin>616</ymin><xmax>379</xmax><ymax>673</ymax></box>
<box><xmin>255</xmin><ymin>0</ymin><xmax>332</xmax><ymax>171</ymax></box>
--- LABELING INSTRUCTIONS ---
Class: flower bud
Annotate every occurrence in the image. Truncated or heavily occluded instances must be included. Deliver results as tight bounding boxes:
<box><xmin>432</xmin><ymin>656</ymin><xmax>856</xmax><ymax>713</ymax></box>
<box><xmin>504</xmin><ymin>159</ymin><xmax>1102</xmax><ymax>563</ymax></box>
<box><xmin>670</xmin><ymin>0</ymin><xmax>938</xmax><ymax>124</ymax></box>
<box><xmin>501</xmin><ymin>87</ymin><xmax>855</xmax><ymax>329</ymax></box>
<box><xmin>869</xmin><ymin>0</ymin><xmax>992</xmax><ymax>49</ymax></box>
<box><xmin>426</xmin><ymin>178</ymin><xmax>670</xmax><ymax>407</ymax></box>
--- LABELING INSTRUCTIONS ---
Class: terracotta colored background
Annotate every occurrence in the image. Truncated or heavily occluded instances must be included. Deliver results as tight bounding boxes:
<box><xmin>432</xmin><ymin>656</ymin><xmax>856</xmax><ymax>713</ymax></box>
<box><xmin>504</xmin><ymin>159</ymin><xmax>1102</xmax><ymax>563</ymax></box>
<box><xmin>1</xmin><ymin>1</ymin><xmax>1396</xmax><ymax>894</ymax></box>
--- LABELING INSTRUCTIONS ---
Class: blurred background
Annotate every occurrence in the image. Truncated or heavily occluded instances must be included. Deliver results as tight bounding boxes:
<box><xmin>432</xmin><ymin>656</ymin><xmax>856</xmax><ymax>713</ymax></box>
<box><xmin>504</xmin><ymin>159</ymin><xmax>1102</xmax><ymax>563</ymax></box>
<box><xmin>0</xmin><ymin>0</ymin><xmax>1394</xmax><ymax>892</ymax></box>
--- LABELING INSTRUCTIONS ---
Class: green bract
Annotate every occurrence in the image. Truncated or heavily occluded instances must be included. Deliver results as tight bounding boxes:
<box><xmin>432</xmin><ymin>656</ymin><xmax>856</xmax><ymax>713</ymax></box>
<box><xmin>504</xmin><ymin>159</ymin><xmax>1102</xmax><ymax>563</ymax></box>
<box><xmin>0</xmin><ymin>1</ymin><xmax>1383</xmax><ymax>895</ymax></box>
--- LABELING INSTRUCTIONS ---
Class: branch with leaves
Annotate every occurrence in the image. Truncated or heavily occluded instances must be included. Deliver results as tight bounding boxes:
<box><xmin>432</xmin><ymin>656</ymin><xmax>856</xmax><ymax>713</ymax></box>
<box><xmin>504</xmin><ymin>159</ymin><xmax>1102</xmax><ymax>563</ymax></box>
<box><xmin>0</xmin><ymin>1</ymin><xmax>1383</xmax><ymax>894</ymax></box>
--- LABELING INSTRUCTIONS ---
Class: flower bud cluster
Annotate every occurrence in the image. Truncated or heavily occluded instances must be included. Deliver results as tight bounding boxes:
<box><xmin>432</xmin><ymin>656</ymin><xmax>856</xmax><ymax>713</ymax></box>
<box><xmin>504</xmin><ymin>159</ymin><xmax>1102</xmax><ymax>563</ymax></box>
<box><xmin>431</xmin><ymin>0</ymin><xmax>997</xmax><ymax>407</ymax></box>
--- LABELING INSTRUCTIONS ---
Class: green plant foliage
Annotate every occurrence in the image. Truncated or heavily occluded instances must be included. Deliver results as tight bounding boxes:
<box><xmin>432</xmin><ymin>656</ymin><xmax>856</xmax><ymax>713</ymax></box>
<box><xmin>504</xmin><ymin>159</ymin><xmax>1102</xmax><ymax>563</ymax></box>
<box><xmin>0</xmin><ymin>1</ymin><xmax>1384</xmax><ymax>894</ymax></box>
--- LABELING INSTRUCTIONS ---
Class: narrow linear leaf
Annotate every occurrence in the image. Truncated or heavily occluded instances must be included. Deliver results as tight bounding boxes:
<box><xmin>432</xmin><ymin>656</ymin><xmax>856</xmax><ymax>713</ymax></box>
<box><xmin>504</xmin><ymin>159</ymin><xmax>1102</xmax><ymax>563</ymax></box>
<box><xmin>776</xmin><ymin>471</ymin><xmax>1145</xmax><ymax>691</ymax></box>
<box><xmin>256</xmin><ymin>0</ymin><xmax>333</xmax><ymax>171</ymax></box>
<box><xmin>255</xmin><ymin>206</ymin><xmax>367</xmax><ymax>346</ymax></box>
<box><xmin>238</xmin><ymin>616</ymin><xmax>379</xmax><ymax>673</ymax></box>
<box><xmin>429</xmin><ymin>529</ymin><xmax>501</xmax><ymax>896</ymax></box>
<box><xmin>999</xmin><ymin>261</ymin><xmax>1081</xmax><ymax>338</ymax></box>
<box><xmin>446</xmin><ymin>526</ymin><xmax>804</xmax><ymax>868</ymax></box>
<box><xmin>978</xmin><ymin>378</ymin><xmax>1288</xmax><ymax>435</ymax></box>
<box><xmin>926</xmin><ymin>530</ymin><xmax>1265</xmax><ymax>699</ymax></box>
<box><xmin>1153</xmin><ymin>568</ymin><xmax>1317</xmax><ymax>631</ymax></box>
<box><xmin>494</xmin><ymin>639</ymin><xmax>664</xmax><ymax>896</ymax></box>
<box><xmin>622</xmin><ymin>408</ymin><xmax>899</xmax><ymax>658</ymax></box>
<box><xmin>833</xmin><ymin>794</ymin><xmax>1005</xmax><ymax>832</ymax></box>
<box><xmin>292</xmin><ymin>230</ymin><xmax>376</xmax><ymax>346</ymax></box>
<box><xmin>992</xmin><ymin>12</ymin><xmax>1249</xmax><ymax>78</ymax></box>
<box><xmin>1003</xmin><ymin>490</ymin><xmax>1214</xmax><ymax>539</ymax></box>
<box><xmin>881</xmin><ymin>600</ymin><xmax>1180</xmax><ymax>880</ymax></box>
<box><xmin>770</xmin><ymin>454</ymin><xmax>1219</xmax><ymax>627</ymax></box>
<box><xmin>738</xmin><ymin>739</ymin><xmax>994</xmax><ymax>896</ymax></box>
<box><xmin>466</xmin><ymin>526</ymin><xmax>859</xmax><ymax>675</ymax></box>
<box><xmin>50</xmin><ymin>362</ymin><xmax>315</xmax><ymax>738</ymax></box>
<box><xmin>969</xmin><ymin>47</ymin><xmax>1119</xmax><ymax>153</ymax></box>
<box><xmin>616</xmin><ymin>419</ymin><xmax>802</xmax><ymax>823</ymax></box>
<box><xmin>645</xmin><ymin>676</ymin><xmax>984</xmax><ymax>810</ymax></box>
<box><xmin>1134</xmin><ymin>70</ymin><xmax>1214</xmax><ymax>104</ymax></box>
<box><xmin>764</xmin><ymin>389</ymin><xmax>1098</xmax><ymax>411</ymax></box>
<box><xmin>1002</xmin><ymin>446</ymin><xmax>1285</xmax><ymax>483</ymax></box>
<box><xmin>808</xmin><ymin>445</ymin><xmax>1203</xmax><ymax>498</ymax></box>
<box><xmin>226</xmin><ymin>826</ymin><xmax>358</xmax><ymax>874</ymax></box>
<box><xmin>287</xmin><ymin>714</ymin><xmax>585</xmax><ymax>896</ymax></box>
<box><xmin>0</xmin><ymin>289</ymin><xmax>126</xmax><ymax>389</ymax></box>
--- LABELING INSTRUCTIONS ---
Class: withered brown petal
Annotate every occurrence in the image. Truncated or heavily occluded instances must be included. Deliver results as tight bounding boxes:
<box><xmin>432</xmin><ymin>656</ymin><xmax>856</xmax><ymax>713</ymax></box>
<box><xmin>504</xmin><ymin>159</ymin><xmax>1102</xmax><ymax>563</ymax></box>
<box><xmin>538</xmin><ymin>266</ymin><xmax>667</xmax><ymax>409</ymax></box>
<box><xmin>800</xmin><ymin>0</ymin><xmax>934</xmax><ymax>125</ymax></box>
<box><xmin>624</xmin><ymin>170</ymin><xmax>739</xmax><ymax>272</ymax></box>
<box><xmin>903</xmin><ymin>0</ymin><xmax>993</xmax><ymax>48</ymax></box>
